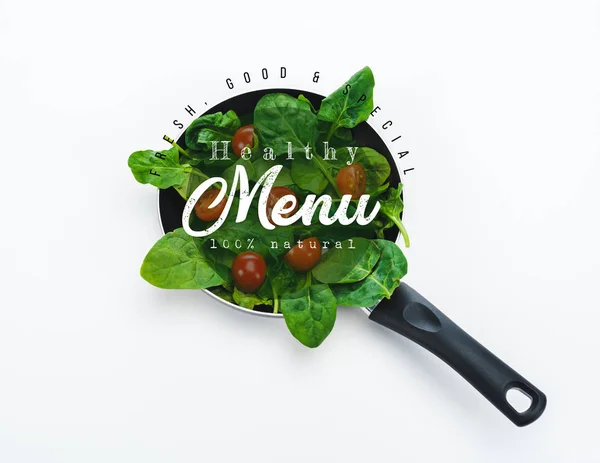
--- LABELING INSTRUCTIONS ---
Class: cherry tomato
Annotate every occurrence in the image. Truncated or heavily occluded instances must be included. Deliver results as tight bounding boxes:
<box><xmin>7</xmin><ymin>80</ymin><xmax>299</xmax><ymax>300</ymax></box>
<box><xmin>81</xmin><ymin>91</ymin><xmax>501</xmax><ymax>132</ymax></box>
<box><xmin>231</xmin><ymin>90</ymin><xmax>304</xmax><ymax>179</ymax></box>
<box><xmin>284</xmin><ymin>237</ymin><xmax>322</xmax><ymax>272</ymax></box>
<box><xmin>336</xmin><ymin>163</ymin><xmax>366</xmax><ymax>199</ymax></box>
<box><xmin>194</xmin><ymin>188</ymin><xmax>226</xmax><ymax>221</ymax></box>
<box><xmin>267</xmin><ymin>186</ymin><xmax>298</xmax><ymax>224</ymax></box>
<box><xmin>231</xmin><ymin>252</ymin><xmax>267</xmax><ymax>293</ymax></box>
<box><xmin>232</xmin><ymin>125</ymin><xmax>255</xmax><ymax>157</ymax></box>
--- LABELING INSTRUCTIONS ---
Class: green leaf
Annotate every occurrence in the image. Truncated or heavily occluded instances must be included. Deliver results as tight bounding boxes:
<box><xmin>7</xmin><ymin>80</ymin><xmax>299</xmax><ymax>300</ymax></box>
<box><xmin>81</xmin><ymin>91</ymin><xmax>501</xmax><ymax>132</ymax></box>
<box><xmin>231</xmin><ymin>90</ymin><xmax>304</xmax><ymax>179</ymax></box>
<box><xmin>222</xmin><ymin>157</ymin><xmax>255</xmax><ymax>191</ymax></box>
<box><xmin>292</xmin><ymin>145</ymin><xmax>388</xmax><ymax>196</ymax></box>
<box><xmin>296</xmin><ymin>222</ymin><xmax>378</xmax><ymax>243</ymax></box>
<box><xmin>290</xmin><ymin>155</ymin><xmax>329</xmax><ymax>193</ymax></box>
<box><xmin>311</xmin><ymin>238</ymin><xmax>381</xmax><ymax>284</ymax></box>
<box><xmin>370</xmin><ymin>182</ymin><xmax>390</xmax><ymax>199</ymax></box>
<box><xmin>332</xmin><ymin>239</ymin><xmax>407</xmax><ymax>307</ymax></box>
<box><xmin>316</xmin><ymin>121</ymin><xmax>354</xmax><ymax>147</ymax></box>
<box><xmin>233</xmin><ymin>287</ymin><xmax>273</xmax><ymax>310</ymax></box>
<box><xmin>333</xmin><ymin>147</ymin><xmax>391</xmax><ymax>193</ymax></box>
<box><xmin>298</xmin><ymin>94</ymin><xmax>318</xmax><ymax>114</ymax></box>
<box><xmin>174</xmin><ymin>167</ymin><xmax>209</xmax><ymax>200</ymax></box>
<box><xmin>281</xmin><ymin>284</ymin><xmax>337</xmax><ymax>348</ymax></box>
<box><xmin>140</xmin><ymin>228</ymin><xmax>225</xmax><ymax>289</ymax></box>
<box><xmin>252</xmin><ymin>157</ymin><xmax>294</xmax><ymax>186</ymax></box>
<box><xmin>202</xmin><ymin>242</ymin><xmax>236</xmax><ymax>290</ymax></box>
<box><xmin>271</xmin><ymin>260</ymin><xmax>307</xmax><ymax>295</ymax></box>
<box><xmin>252</xmin><ymin>259</ymin><xmax>307</xmax><ymax>314</ymax></box>
<box><xmin>270</xmin><ymin>260</ymin><xmax>297</xmax><ymax>297</ymax></box>
<box><xmin>209</xmin><ymin>286</ymin><xmax>235</xmax><ymax>304</ymax></box>
<box><xmin>253</xmin><ymin>92</ymin><xmax>342</xmax><ymax>194</ymax></box>
<box><xmin>294</xmin><ymin>200</ymin><xmax>381</xmax><ymax>242</ymax></box>
<box><xmin>317</xmin><ymin>66</ymin><xmax>375</xmax><ymax>138</ymax></box>
<box><xmin>379</xmin><ymin>186</ymin><xmax>410</xmax><ymax>247</ymax></box>
<box><xmin>254</xmin><ymin>93</ymin><xmax>318</xmax><ymax>156</ymax></box>
<box><xmin>185</xmin><ymin>110</ymin><xmax>241</xmax><ymax>152</ymax></box>
<box><xmin>207</xmin><ymin>214</ymin><xmax>294</xmax><ymax>258</ymax></box>
<box><xmin>128</xmin><ymin>146</ymin><xmax>191</xmax><ymax>189</ymax></box>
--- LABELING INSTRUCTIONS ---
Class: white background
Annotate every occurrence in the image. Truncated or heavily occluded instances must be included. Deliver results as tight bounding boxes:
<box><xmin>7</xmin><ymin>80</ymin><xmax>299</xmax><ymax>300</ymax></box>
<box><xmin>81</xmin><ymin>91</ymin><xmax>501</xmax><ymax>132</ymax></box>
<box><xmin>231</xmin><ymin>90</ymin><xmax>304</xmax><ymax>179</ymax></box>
<box><xmin>1</xmin><ymin>1</ymin><xmax>599</xmax><ymax>461</ymax></box>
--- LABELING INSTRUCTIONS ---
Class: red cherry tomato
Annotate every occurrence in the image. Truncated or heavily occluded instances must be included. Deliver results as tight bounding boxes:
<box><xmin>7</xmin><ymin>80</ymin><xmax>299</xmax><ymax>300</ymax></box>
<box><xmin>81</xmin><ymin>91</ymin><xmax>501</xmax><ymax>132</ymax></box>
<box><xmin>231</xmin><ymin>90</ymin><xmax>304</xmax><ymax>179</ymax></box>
<box><xmin>231</xmin><ymin>252</ymin><xmax>267</xmax><ymax>293</ymax></box>
<box><xmin>267</xmin><ymin>186</ymin><xmax>298</xmax><ymax>224</ymax></box>
<box><xmin>336</xmin><ymin>163</ymin><xmax>366</xmax><ymax>199</ymax></box>
<box><xmin>194</xmin><ymin>188</ymin><xmax>226</xmax><ymax>221</ymax></box>
<box><xmin>232</xmin><ymin>125</ymin><xmax>255</xmax><ymax>157</ymax></box>
<box><xmin>284</xmin><ymin>237</ymin><xmax>322</xmax><ymax>272</ymax></box>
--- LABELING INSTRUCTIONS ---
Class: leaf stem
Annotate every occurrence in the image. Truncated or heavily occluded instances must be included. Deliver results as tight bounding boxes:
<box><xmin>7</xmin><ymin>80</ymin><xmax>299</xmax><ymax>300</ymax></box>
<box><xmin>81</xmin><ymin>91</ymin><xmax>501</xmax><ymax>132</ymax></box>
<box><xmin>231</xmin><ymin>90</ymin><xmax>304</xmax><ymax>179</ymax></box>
<box><xmin>313</xmin><ymin>153</ymin><xmax>342</xmax><ymax>197</ymax></box>
<box><xmin>325</xmin><ymin>123</ymin><xmax>339</xmax><ymax>143</ymax></box>
<box><xmin>191</xmin><ymin>167</ymin><xmax>209</xmax><ymax>182</ymax></box>
<box><xmin>171</xmin><ymin>141</ymin><xmax>189</xmax><ymax>159</ymax></box>
<box><xmin>389</xmin><ymin>214</ymin><xmax>411</xmax><ymax>248</ymax></box>
<box><xmin>273</xmin><ymin>297</ymin><xmax>280</xmax><ymax>314</ymax></box>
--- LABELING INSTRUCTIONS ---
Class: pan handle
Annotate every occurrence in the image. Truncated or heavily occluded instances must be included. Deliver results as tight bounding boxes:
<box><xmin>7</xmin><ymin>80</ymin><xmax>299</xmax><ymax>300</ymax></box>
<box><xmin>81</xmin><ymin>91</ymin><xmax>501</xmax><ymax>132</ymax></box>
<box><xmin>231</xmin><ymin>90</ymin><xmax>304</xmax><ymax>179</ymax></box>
<box><xmin>368</xmin><ymin>283</ymin><xmax>547</xmax><ymax>426</ymax></box>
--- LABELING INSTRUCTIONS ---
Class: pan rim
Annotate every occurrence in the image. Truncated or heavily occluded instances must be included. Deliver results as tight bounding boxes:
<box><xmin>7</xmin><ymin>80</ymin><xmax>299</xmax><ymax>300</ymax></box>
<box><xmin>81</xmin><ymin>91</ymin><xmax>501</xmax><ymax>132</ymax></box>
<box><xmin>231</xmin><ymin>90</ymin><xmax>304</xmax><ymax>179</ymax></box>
<box><xmin>156</xmin><ymin>87</ymin><xmax>405</xmax><ymax>318</ymax></box>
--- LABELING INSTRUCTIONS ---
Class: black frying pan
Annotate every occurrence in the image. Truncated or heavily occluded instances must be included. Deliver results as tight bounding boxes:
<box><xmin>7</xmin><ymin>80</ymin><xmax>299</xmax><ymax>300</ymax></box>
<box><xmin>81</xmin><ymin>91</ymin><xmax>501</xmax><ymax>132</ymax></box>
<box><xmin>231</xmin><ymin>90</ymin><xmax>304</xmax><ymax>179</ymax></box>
<box><xmin>158</xmin><ymin>89</ymin><xmax>547</xmax><ymax>427</ymax></box>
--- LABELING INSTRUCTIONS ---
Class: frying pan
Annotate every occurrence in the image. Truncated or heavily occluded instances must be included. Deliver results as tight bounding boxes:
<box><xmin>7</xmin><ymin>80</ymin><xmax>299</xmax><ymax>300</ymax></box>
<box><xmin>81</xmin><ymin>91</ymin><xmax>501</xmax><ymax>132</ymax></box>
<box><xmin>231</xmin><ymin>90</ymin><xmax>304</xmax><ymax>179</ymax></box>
<box><xmin>158</xmin><ymin>89</ymin><xmax>547</xmax><ymax>426</ymax></box>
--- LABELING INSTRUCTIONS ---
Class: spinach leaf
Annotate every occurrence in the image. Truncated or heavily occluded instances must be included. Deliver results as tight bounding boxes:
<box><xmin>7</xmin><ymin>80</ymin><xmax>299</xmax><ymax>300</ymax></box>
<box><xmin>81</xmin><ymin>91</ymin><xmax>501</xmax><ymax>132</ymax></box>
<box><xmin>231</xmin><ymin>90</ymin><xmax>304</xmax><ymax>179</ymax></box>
<box><xmin>370</xmin><ymin>182</ymin><xmax>390</xmax><ymax>199</ymax></box>
<box><xmin>203</xmin><ymin>242</ymin><xmax>236</xmax><ymax>268</ymax></box>
<box><xmin>281</xmin><ymin>284</ymin><xmax>337</xmax><ymax>348</ymax></box>
<box><xmin>270</xmin><ymin>260</ymin><xmax>299</xmax><ymax>296</ymax></box>
<box><xmin>333</xmin><ymin>147</ymin><xmax>391</xmax><ymax>193</ymax></box>
<box><xmin>202</xmin><ymin>243</ymin><xmax>236</xmax><ymax>290</ymax></box>
<box><xmin>297</xmin><ymin>223</ymin><xmax>377</xmax><ymax>243</ymax></box>
<box><xmin>252</xmin><ymin>157</ymin><xmax>294</xmax><ymax>186</ymax></box>
<box><xmin>252</xmin><ymin>258</ymin><xmax>305</xmax><ymax>306</ymax></box>
<box><xmin>208</xmin><ymin>215</ymin><xmax>294</xmax><ymax>258</ymax></box>
<box><xmin>294</xmin><ymin>200</ymin><xmax>381</xmax><ymax>242</ymax></box>
<box><xmin>233</xmin><ymin>287</ymin><xmax>273</xmax><ymax>310</ymax></box>
<box><xmin>140</xmin><ymin>228</ymin><xmax>225</xmax><ymax>289</ymax></box>
<box><xmin>185</xmin><ymin>110</ymin><xmax>241</xmax><ymax>152</ymax></box>
<box><xmin>254</xmin><ymin>92</ymin><xmax>351</xmax><ymax>195</ymax></box>
<box><xmin>379</xmin><ymin>186</ymin><xmax>410</xmax><ymax>247</ymax></box>
<box><xmin>209</xmin><ymin>287</ymin><xmax>235</xmax><ymax>304</ymax></box>
<box><xmin>128</xmin><ymin>146</ymin><xmax>191</xmax><ymax>189</ymax></box>
<box><xmin>222</xmin><ymin>157</ymin><xmax>255</xmax><ymax>191</ymax></box>
<box><xmin>317</xmin><ymin>66</ymin><xmax>375</xmax><ymax>140</ymax></box>
<box><xmin>317</xmin><ymin>122</ymin><xmax>354</xmax><ymax>147</ymax></box>
<box><xmin>291</xmin><ymin>155</ymin><xmax>330</xmax><ymax>194</ymax></box>
<box><xmin>174</xmin><ymin>167</ymin><xmax>209</xmax><ymax>200</ymax></box>
<box><xmin>267</xmin><ymin>260</ymin><xmax>308</xmax><ymax>313</ymax></box>
<box><xmin>254</xmin><ymin>93</ymin><xmax>318</xmax><ymax>156</ymax></box>
<box><xmin>292</xmin><ymin>145</ymin><xmax>388</xmax><ymax>196</ymax></box>
<box><xmin>179</xmin><ymin>149</ymin><xmax>203</xmax><ymax>167</ymax></box>
<box><xmin>298</xmin><ymin>94</ymin><xmax>317</xmax><ymax>114</ymax></box>
<box><xmin>290</xmin><ymin>145</ymin><xmax>342</xmax><ymax>195</ymax></box>
<box><xmin>311</xmin><ymin>238</ymin><xmax>381</xmax><ymax>284</ymax></box>
<box><xmin>332</xmin><ymin>239</ymin><xmax>407</xmax><ymax>307</ymax></box>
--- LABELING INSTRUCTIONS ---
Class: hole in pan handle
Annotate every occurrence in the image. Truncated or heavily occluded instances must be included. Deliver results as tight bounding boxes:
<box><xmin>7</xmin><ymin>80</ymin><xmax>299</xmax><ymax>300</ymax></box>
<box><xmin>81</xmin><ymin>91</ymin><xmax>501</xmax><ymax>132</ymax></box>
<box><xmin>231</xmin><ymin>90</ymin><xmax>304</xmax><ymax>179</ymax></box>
<box><xmin>368</xmin><ymin>283</ymin><xmax>547</xmax><ymax>426</ymax></box>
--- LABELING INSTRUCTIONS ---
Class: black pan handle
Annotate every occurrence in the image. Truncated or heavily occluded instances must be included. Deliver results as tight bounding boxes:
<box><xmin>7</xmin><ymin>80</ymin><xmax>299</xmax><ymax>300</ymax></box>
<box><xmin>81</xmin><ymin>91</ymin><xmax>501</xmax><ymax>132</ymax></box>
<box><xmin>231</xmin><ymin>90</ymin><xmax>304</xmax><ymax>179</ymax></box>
<box><xmin>369</xmin><ymin>283</ymin><xmax>547</xmax><ymax>426</ymax></box>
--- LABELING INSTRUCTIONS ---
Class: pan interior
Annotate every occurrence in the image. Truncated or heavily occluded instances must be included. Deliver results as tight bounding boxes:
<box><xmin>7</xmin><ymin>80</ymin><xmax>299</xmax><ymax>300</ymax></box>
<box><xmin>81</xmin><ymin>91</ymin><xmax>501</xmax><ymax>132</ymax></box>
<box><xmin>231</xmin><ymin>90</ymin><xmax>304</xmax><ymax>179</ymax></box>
<box><xmin>158</xmin><ymin>89</ymin><xmax>402</xmax><ymax>315</ymax></box>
